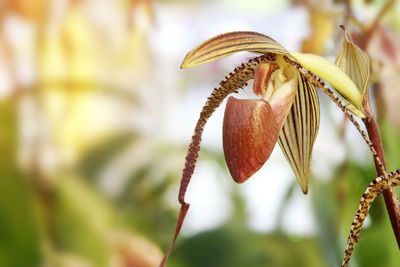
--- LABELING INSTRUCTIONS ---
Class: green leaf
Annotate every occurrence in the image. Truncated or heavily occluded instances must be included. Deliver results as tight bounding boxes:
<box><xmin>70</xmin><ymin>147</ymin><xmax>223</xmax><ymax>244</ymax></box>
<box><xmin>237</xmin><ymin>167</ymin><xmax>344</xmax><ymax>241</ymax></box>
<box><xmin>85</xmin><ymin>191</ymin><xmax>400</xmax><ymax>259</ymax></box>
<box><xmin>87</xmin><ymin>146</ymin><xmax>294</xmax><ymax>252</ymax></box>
<box><xmin>53</xmin><ymin>176</ymin><xmax>115</xmax><ymax>267</ymax></box>
<box><xmin>181</xmin><ymin>31</ymin><xmax>294</xmax><ymax>69</ymax></box>
<box><xmin>0</xmin><ymin>100</ymin><xmax>41</xmax><ymax>267</ymax></box>
<box><xmin>0</xmin><ymin>174</ymin><xmax>41</xmax><ymax>267</ymax></box>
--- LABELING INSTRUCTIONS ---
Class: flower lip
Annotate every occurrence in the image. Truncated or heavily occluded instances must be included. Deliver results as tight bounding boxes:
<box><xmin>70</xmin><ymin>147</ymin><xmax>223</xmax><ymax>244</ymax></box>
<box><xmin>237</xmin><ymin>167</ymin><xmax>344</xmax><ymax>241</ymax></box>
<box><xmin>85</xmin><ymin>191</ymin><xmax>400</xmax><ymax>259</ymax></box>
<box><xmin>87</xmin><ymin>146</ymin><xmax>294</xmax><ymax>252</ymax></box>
<box><xmin>223</xmin><ymin>96</ymin><xmax>280</xmax><ymax>183</ymax></box>
<box><xmin>223</xmin><ymin>65</ymin><xmax>298</xmax><ymax>184</ymax></box>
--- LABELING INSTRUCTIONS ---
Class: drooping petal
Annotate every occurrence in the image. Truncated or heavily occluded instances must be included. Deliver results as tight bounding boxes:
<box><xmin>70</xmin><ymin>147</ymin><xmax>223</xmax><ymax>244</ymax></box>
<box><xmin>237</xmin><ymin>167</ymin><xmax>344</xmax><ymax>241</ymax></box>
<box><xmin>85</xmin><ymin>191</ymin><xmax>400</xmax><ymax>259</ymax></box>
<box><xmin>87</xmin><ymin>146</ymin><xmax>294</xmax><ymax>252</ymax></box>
<box><xmin>278</xmin><ymin>72</ymin><xmax>320</xmax><ymax>194</ymax></box>
<box><xmin>223</xmin><ymin>97</ymin><xmax>280</xmax><ymax>183</ymax></box>
<box><xmin>335</xmin><ymin>26</ymin><xmax>370</xmax><ymax>106</ymax></box>
<box><xmin>291</xmin><ymin>51</ymin><xmax>364</xmax><ymax>117</ymax></box>
<box><xmin>160</xmin><ymin>55</ymin><xmax>272</xmax><ymax>267</ymax></box>
<box><xmin>181</xmin><ymin>31</ymin><xmax>295</xmax><ymax>69</ymax></box>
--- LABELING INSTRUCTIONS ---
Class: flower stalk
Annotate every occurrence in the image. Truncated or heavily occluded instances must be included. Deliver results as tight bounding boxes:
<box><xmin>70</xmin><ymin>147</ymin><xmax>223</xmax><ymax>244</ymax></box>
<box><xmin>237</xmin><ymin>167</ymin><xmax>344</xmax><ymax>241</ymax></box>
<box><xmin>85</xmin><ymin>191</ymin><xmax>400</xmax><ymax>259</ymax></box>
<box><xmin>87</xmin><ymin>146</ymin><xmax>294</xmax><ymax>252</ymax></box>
<box><xmin>363</xmin><ymin>101</ymin><xmax>400</xmax><ymax>248</ymax></box>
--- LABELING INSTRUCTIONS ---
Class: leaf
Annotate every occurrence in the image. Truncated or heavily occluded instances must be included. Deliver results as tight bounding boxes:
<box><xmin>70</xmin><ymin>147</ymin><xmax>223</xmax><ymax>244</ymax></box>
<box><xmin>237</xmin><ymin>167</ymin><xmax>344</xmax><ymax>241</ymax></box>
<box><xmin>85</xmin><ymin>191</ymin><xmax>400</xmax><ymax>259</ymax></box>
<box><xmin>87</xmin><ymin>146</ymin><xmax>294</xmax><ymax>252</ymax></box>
<box><xmin>181</xmin><ymin>31</ymin><xmax>294</xmax><ymax>69</ymax></box>
<box><xmin>54</xmin><ymin>176</ymin><xmax>115</xmax><ymax>267</ymax></box>
<box><xmin>291</xmin><ymin>51</ymin><xmax>364</xmax><ymax>116</ymax></box>
<box><xmin>0</xmin><ymin>173</ymin><xmax>41</xmax><ymax>267</ymax></box>
<box><xmin>222</xmin><ymin>97</ymin><xmax>280</xmax><ymax>183</ymax></box>
<box><xmin>0</xmin><ymin>100</ymin><xmax>41</xmax><ymax>267</ymax></box>
<box><xmin>335</xmin><ymin>26</ymin><xmax>371</xmax><ymax>106</ymax></box>
<box><xmin>278</xmin><ymin>72</ymin><xmax>320</xmax><ymax>193</ymax></box>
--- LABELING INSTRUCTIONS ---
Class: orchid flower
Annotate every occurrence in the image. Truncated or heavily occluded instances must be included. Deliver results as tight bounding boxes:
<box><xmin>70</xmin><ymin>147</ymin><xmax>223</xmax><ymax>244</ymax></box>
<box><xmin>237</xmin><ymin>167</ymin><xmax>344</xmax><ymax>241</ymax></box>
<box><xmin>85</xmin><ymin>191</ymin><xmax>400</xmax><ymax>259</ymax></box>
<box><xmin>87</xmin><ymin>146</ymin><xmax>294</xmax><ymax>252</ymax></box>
<box><xmin>160</xmin><ymin>30</ymin><xmax>371</xmax><ymax>267</ymax></box>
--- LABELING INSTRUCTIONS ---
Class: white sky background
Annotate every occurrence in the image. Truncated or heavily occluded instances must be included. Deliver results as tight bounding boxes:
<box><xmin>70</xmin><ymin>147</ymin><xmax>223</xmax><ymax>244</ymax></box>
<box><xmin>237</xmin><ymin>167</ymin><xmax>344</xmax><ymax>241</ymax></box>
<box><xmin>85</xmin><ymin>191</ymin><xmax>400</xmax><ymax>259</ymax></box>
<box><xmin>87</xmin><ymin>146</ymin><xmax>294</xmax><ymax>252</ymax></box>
<box><xmin>150</xmin><ymin>1</ymin><xmax>371</xmax><ymax>236</ymax></box>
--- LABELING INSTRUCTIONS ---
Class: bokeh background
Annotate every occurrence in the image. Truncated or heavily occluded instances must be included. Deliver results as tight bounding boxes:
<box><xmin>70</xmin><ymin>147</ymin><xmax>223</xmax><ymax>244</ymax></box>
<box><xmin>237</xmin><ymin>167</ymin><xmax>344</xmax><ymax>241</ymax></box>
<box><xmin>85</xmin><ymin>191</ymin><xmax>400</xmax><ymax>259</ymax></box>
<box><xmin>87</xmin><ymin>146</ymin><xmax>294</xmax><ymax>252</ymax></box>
<box><xmin>1</xmin><ymin>0</ymin><xmax>400</xmax><ymax>266</ymax></box>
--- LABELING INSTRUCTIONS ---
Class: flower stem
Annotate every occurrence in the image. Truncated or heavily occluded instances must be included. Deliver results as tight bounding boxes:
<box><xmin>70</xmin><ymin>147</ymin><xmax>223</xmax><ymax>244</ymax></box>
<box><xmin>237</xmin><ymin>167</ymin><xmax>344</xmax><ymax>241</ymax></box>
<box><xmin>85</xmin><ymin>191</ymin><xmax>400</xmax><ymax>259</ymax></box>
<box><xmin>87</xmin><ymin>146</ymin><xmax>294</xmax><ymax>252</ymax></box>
<box><xmin>363</xmin><ymin>103</ymin><xmax>400</xmax><ymax>248</ymax></box>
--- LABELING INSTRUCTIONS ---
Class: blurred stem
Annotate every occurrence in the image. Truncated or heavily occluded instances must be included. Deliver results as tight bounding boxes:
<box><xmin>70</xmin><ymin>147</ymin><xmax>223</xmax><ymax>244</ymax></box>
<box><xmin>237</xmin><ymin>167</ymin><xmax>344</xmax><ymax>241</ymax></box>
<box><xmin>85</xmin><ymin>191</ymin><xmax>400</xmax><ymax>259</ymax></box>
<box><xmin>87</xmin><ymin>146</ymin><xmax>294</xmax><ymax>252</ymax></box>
<box><xmin>363</xmin><ymin>101</ymin><xmax>400</xmax><ymax>249</ymax></box>
<box><xmin>373</xmin><ymin>82</ymin><xmax>387</xmax><ymax>125</ymax></box>
<box><xmin>343</xmin><ymin>0</ymin><xmax>354</xmax><ymax>25</ymax></box>
<box><xmin>34</xmin><ymin>7</ymin><xmax>59</xmax><ymax>252</ymax></box>
<box><xmin>363</xmin><ymin>0</ymin><xmax>396</xmax><ymax>50</ymax></box>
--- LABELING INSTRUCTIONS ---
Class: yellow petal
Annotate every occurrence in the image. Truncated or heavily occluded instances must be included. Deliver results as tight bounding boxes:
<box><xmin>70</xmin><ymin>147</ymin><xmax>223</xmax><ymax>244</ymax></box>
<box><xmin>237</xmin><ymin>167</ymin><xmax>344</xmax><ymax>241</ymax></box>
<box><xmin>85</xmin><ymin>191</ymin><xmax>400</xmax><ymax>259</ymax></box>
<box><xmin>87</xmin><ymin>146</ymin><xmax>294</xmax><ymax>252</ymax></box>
<box><xmin>335</xmin><ymin>26</ymin><xmax>370</xmax><ymax>105</ymax></box>
<box><xmin>278</xmin><ymin>72</ymin><xmax>320</xmax><ymax>194</ymax></box>
<box><xmin>345</xmin><ymin>104</ymin><xmax>366</xmax><ymax>118</ymax></box>
<box><xmin>181</xmin><ymin>31</ymin><xmax>294</xmax><ymax>69</ymax></box>
<box><xmin>290</xmin><ymin>51</ymin><xmax>364</xmax><ymax>116</ymax></box>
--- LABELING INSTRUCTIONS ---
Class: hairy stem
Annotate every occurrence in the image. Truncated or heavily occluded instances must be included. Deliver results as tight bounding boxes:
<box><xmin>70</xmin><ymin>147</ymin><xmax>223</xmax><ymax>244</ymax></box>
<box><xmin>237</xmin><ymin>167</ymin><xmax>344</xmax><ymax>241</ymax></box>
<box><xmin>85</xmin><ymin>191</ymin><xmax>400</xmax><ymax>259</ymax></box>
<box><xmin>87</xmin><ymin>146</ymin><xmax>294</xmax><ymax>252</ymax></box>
<box><xmin>160</xmin><ymin>55</ymin><xmax>276</xmax><ymax>267</ymax></box>
<box><xmin>342</xmin><ymin>170</ymin><xmax>400</xmax><ymax>267</ymax></box>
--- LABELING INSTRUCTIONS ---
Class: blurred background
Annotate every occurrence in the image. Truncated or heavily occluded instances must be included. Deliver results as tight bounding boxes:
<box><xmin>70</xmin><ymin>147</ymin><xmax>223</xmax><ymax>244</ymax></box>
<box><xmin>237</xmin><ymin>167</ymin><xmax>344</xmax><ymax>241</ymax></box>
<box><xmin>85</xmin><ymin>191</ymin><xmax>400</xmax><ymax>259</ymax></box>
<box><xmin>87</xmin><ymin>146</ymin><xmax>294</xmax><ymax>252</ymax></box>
<box><xmin>1</xmin><ymin>0</ymin><xmax>400</xmax><ymax>266</ymax></box>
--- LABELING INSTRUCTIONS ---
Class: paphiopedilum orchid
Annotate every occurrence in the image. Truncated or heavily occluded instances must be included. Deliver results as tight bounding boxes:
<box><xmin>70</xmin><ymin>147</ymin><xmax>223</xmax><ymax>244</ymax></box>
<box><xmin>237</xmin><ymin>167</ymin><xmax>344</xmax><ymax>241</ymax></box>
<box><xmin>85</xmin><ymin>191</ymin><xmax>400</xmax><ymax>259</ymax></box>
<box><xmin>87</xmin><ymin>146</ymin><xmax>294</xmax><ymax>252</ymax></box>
<box><xmin>181</xmin><ymin>31</ymin><xmax>366</xmax><ymax>193</ymax></box>
<box><xmin>160</xmin><ymin>30</ymin><xmax>388</xmax><ymax>267</ymax></box>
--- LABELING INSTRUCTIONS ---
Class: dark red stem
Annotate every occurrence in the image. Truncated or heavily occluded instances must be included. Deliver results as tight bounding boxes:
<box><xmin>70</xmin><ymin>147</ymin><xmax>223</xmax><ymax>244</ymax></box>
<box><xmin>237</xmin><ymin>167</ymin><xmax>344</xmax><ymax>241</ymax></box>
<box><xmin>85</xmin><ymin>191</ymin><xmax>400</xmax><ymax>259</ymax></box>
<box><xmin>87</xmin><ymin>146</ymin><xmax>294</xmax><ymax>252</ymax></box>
<box><xmin>363</xmin><ymin>104</ymin><xmax>400</xmax><ymax>248</ymax></box>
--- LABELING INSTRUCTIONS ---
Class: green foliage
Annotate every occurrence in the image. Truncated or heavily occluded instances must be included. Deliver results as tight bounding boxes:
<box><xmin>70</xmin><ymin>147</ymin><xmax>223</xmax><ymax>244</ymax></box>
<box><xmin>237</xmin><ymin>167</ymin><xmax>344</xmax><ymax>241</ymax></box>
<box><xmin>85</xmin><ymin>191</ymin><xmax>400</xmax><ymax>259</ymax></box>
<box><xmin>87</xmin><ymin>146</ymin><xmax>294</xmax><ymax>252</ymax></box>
<box><xmin>312</xmin><ymin>157</ymin><xmax>400</xmax><ymax>267</ymax></box>
<box><xmin>79</xmin><ymin>133</ymin><xmax>138</xmax><ymax>179</ymax></box>
<box><xmin>168</xmin><ymin>227</ymin><xmax>326</xmax><ymax>267</ymax></box>
<box><xmin>0</xmin><ymin>173</ymin><xmax>42</xmax><ymax>267</ymax></box>
<box><xmin>0</xmin><ymin>100</ymin><xmax>41</xmax><ymax>266</ymax></box>
<box><xmin>52</xmin><ymin>176</ymin><xmax>115</xmax><ymax>267</ymax></box>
